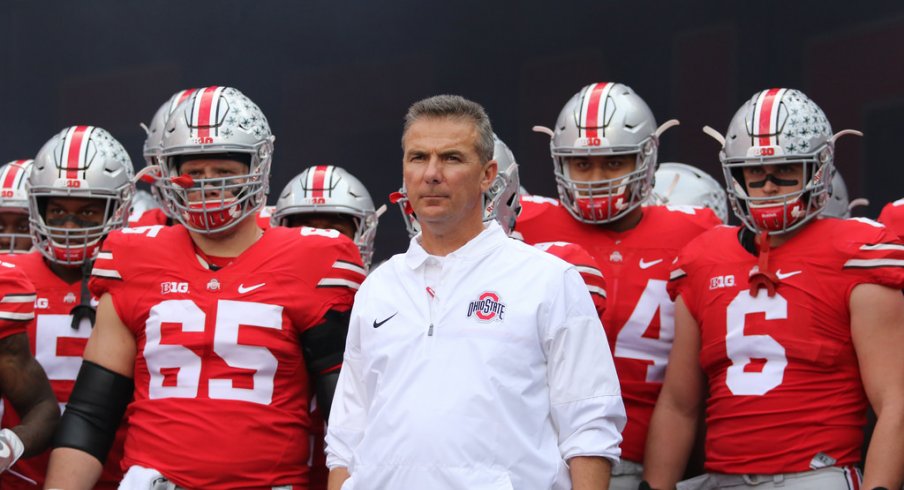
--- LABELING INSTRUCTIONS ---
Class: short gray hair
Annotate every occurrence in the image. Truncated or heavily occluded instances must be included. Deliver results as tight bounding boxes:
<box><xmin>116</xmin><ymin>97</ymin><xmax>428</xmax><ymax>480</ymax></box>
<box><xmin>403</xmin><ymin>94</ymin><xmax>495</xmax><ymax>163</ymax></box>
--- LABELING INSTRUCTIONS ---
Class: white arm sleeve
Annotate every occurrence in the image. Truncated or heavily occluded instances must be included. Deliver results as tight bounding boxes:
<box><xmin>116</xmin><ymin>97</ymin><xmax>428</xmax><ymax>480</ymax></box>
<box><xmin>544</xmin><ymin>267</ymin><xmax>626</xmax><ymax>462</ymax></box>
<box><xmin>325</xmin><ymin>288</ymin><xmax>369</xmax><ymax>470</ymax></box>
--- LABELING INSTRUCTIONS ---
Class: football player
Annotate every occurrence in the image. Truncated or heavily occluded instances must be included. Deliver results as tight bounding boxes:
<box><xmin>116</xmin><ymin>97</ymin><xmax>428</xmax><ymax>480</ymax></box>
<box><xmin>271</xmin><ymin>164</ymin><xmax>379</xmax><ymax>489</ymax></box>
<box><xmin>877</xmin><ymin>198</ymin><xmax>904</xmax><ymax>240</ymax></box>
<box><xmin>516</xmin><ymin>82</ymin><xmax>721</xmax><ymax>489</ymax></box>
<box><xmin>647</xmin><ymin>162</ymin><xmax>729</xmax><ymax>223</ymax></box>
<box><xmin>0</xmin><ymin>160</ymin><xmax>34</xmax><ymax>254</ymax></box>
<box><xmin>45</xmin><ymin>86</ymin><xmax>366</xmax><ymax>489</ymax></box>
<box><xmin>0</xmin><ymin>259</ymin><xmax>59</xmax><ymax>480</ymax></box>
<box><xmin>1</xmin><ymin>126</ymin><xmax>133</xmax><ymax>489</ymax></box>
<box><xmin>644</xmin><ymin>88</ymin><xmax>904</xmax><ymax>489</ymax></box>
<box><xmin>273</xmin><ymin>165</ymin><xmax>380</xmax><ymax>269</ymax></box>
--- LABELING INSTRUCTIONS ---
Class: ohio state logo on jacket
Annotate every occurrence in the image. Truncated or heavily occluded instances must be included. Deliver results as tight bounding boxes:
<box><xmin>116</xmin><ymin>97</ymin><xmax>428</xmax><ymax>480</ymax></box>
<box><xmin>467</xmin><ymin>291</ymin><xmax>506</xmax><ymax>322</ymax></box>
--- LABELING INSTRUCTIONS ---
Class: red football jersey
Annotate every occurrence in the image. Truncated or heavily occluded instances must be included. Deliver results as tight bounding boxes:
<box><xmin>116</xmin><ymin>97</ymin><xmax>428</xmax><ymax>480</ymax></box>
<box><xmin>0</xmin><ymin>252</ymin><xmax>124</xmax><ymax>489</ymax></box>
<box><xmin>90</xmin><ymin>224</ymin><xmax>364</xmax><ymax>489</ymax></box>
<box><xmin>668</xmin><ymin>218</ymin><xmax>904</xmax><ymax>473</ymax></box>
<box><xmin>257</xmin><ymin>205</ymin><xmax>275</xmax><ymax>230</ymax></box>
<box><xmin>127</xmin><ymin>207</ymin><xmax>169</xmax><ymax>227</ymax></box>
<box><xmin>515</xmin><ymin>195</ymin><xmax>720</xmax><ymax>462</ymax></box>
<box><xmin>878</xmin><ymin>198</ymin><xmax>904</xmax><ymax>240</ymax></box>
<box><xmin>0</xmin><ymin>260</ymin><xmax>33</xmax><ymax>339</ymax></box>
<box><xmin>533</xmin><ymin>241</ymin><xmax>607</xmax><ymax>316</ymax></box>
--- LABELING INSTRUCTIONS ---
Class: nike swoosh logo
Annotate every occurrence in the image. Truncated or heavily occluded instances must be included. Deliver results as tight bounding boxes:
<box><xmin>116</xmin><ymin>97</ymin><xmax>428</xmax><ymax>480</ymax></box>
<box><xmin>775</xmin><ymin>270</ymin><xmax>802</xmax><ymax>280</ymax></box>
<box><xmin>373</xmin><ymin>312</ymin><xmax>398</xmax><ymax>328</ymax></box>
<box><xmin>237</xmin><ymin>283</ymin><xmax>266</xmax><ymax>294</ymax></box>
<box><xmin>639</xmin><ymin>258</ymin><xmax>663</xmax><ymax>269</ymax></box>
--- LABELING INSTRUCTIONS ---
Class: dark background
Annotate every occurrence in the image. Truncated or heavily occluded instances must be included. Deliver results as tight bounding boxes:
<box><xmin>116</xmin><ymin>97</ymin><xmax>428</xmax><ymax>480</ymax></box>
<box><xmin>2</xmin><ymin>0</ymin><xmax>902</xmax><ymax>262</ymax></box>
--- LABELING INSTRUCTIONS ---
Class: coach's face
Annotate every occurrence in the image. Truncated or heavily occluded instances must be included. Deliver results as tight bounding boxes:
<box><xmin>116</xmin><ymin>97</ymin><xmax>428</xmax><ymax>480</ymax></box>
<box><xmin>402</xmin><ymin>117</ymin><xmax>496</xmax><ymax>233</ymax></box>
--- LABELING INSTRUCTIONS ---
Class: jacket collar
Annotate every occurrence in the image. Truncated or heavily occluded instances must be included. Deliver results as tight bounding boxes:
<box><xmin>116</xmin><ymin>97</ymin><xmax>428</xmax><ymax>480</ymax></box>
<box><xmin>405</xmin><ymin>221</ymin><xmax>507</xmax><ymax>270</ymax></box>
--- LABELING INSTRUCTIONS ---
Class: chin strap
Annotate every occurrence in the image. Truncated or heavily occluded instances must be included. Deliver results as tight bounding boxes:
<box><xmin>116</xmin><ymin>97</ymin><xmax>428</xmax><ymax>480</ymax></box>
<box><xmin>70</xmin><ymin>261</ymin><xmax>96</xmax><ymax>330</ymax></box>
<box><xmin>748</xmin><ymin>231</ymin><xmax>778</xmax><ymax>297</ymax></box>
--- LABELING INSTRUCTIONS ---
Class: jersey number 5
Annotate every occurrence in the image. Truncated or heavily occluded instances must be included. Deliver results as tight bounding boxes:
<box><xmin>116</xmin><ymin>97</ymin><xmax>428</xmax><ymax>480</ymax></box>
<box><xmin>144</xmin><ymin>299</ymin><xmax>283</xmax><ymax>405</ymax></box>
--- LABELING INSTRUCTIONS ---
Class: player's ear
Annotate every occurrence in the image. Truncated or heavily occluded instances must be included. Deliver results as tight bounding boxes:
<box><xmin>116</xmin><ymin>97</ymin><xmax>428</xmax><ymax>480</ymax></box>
<box><xmin>480</xmin><ymin>159</ymin><xmax>498</xmax><ymax>193</ymax></box>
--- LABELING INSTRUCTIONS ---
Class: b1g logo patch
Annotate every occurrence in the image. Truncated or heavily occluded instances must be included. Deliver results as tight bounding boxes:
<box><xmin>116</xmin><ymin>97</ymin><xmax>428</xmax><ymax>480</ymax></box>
<box><xmin>467</xmin><ymin>292</ymin><xmax>506</xmax><ymax>322</ymax></box>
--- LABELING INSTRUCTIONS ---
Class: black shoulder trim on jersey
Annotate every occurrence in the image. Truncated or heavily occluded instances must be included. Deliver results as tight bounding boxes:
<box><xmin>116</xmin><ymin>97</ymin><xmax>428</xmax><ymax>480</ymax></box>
<box><xmin>738</xmin><ymin>227</ymin><xmax>758</xmax><ymax>256</ymax></box>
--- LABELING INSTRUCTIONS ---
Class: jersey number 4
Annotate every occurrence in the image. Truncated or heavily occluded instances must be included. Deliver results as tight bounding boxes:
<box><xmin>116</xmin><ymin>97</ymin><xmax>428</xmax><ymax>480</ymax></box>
<box><xmin>144</xmin><ymin>299</ymin><xmax>283</xmax><ymax>405</ymax></box>
<box><xmin>614</xmin><ymin>279</ymin><xmax>675</xmax><ymax>383</ymax></box>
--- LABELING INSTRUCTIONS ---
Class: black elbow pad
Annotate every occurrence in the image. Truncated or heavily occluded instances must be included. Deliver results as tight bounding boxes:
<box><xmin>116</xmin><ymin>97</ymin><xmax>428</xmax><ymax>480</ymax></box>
<box><xmin>301</xmin><ymin>309</ymin><xmax>349</xmax><ymax>375</ymax></box>
<box><xmin>53</xmin><ymin>361</ymin><xmax>132</xmax><ymax>464</ymax></box>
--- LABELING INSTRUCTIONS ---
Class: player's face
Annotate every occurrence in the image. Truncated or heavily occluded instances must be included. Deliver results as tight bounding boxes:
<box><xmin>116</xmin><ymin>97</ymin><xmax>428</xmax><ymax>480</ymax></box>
<box><xmin>742</xmin><ymin>163</ymin><xmax>804</xmax><ymax>202</ymax></box>
<box><xmin>402</xmin><ymin>117</ymin><xmax>496</xmax><ymax>230</ymax></box>
<box><xmin>0</xmin><ymin>211</ymin><xmax>31</xmax><ymax>252</ymax></box>
<box><xmin>285</xmin><ymin>212</ymin><xmax>357</xmax><ymax>240</ymax></box>
<box><xmin>565</xmin><ymin>155</ymin><xmax>636</xmax><ymax>184</ymax></box>
<box><xmin>179</xmin><ymin>158</ymin><xmax>249</xmax><ymax>203</ymax></box>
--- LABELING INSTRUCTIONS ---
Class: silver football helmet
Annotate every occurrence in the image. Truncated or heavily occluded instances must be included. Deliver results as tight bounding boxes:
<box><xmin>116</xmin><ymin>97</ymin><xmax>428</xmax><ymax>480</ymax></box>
<box><xmin>0</xmin><ymin>160</ymin><xmax>34</xmax><ymax>253</ymax></box>
<box><xmin>534</xmin><ymin>82</ymin><xmax>678</xmax><ymax>224</ymax></box>
<box><xmin>704</xmin><ymin>88</ymin><xmax>861</xmax><ymax>234</ymax></box>
<box><xmin>392</xmin><ymin>133</ymin><xmax>522</xmax><ymax>237</ymax></box>
<box><xmin>649</xmin><ymin>162</ymin><xmax>728</xmax><ymax>222</ymax></box>
<box><xmin>484</xmin><ymin>135</ymin><xmax>521</xmax><ymax>234</ymax></box>
<box><xmin>28</xmin><ymin>126</ymin><xmax>134</xmax><ymax>266</ymax></box>
<box><xmin>142</xmin><ymin>88</ymin><xmax>198</xmax><ymax>216</ymax></box>
<box><xmin>157</xmin><ymin>86</ymin><xmax>274</xmax><ymax>234</ymax></box>
<box><xmin>273</xmin><ymin>165</ymin><xmax>379</xmax><ymax>269</ymax></box>
<box><xmin>820</xmin><ymin>169</ymin><xmax>869</xmax><ymax>219</ymax></box>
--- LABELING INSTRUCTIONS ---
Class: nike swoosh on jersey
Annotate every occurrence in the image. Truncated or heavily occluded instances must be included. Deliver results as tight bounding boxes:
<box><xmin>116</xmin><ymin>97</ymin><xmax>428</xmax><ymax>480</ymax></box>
<box><xmin>639</xmin><ymin>258</ymin><xmax>664</xmax><ymax>269</ymax></box>
<box><xmin>237</xmin><ymin>283</ymin><xmax>266</xmax><ymax>294</ymax></box>
<box><xmin>775</xmin><ymin>270</ymin><xmax>802</xmax><ymax>280</ymax></box>
<box><xmin>373</xmin><ymin>312</ymin><xmax>398</xmax><ymax>328</ymax></box>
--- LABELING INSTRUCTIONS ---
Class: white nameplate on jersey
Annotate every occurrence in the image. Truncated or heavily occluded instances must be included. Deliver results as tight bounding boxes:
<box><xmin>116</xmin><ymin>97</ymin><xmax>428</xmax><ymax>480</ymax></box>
<box><xmin>709</xmin><ymin>275</ymin><xmax>735</xmax><ymax>290</ymax></box>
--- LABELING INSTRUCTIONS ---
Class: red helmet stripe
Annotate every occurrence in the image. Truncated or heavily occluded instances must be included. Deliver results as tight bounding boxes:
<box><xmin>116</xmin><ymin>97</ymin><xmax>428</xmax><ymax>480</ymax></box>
<box><xmin>756</xmin><ymin>88</ymin><xmax>783</xmax><ymax>147</ymax></box>
<box><xmin>195</xmin><ymin>86</ymin><xmax>220</xmax><ymax>139</ymax></box>
<box><xmin>64</xmin><ymin>126</ymin><xmax>91</xmax><ymax>179</ymax></box>
<box><xmin>1</xmin><ymin>164</ymin><xmax>21</xmax><ymax>190</ymax></box>
<box><xmin>584</xmin><ymin>82</ymin><xmax>610</xmax><ymax>138</ymax></box>
<box><xmin>311</xmin><ymin>165</ymin><xmax>330</xmax><ymax>198</ymax></box>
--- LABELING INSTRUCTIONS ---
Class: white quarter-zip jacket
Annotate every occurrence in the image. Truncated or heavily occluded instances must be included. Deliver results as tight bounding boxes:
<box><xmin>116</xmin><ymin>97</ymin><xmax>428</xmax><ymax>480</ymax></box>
<box><xmin>326</xmin><ymin>222</ymin><xmax>626</xmax><ymax>490</ymax></box>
